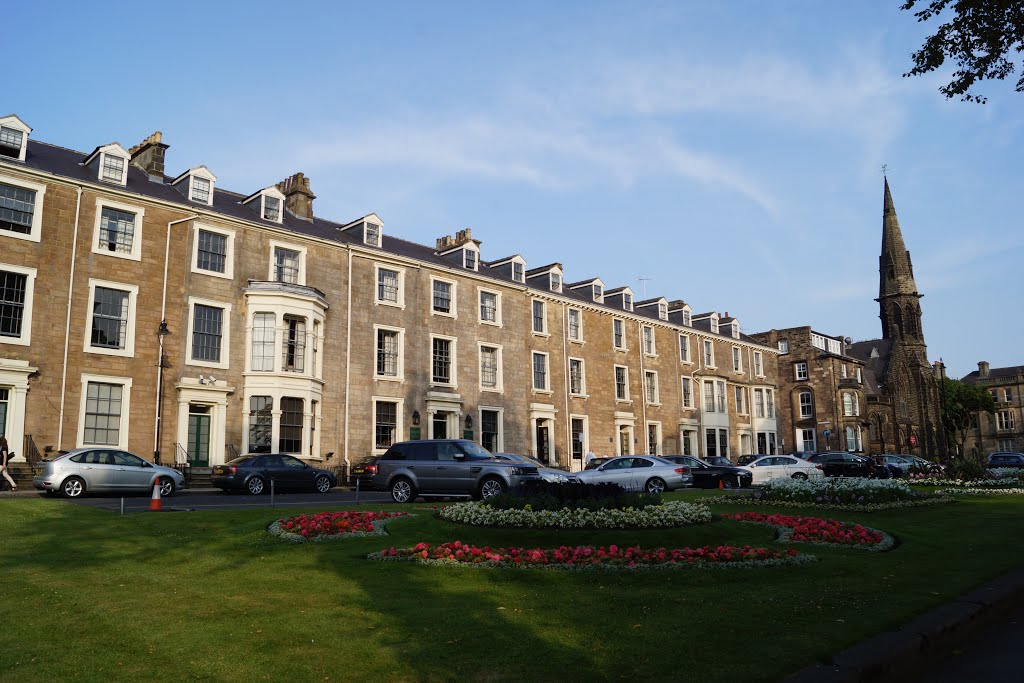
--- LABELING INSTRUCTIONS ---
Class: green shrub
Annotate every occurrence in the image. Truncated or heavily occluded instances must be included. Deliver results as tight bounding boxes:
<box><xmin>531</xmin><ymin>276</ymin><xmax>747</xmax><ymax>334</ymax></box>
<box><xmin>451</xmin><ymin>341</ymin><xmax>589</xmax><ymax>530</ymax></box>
<box><xmin>488</xmin><ymin>481</ymin><xmax>662</xmax><ymax>511</ymax></box>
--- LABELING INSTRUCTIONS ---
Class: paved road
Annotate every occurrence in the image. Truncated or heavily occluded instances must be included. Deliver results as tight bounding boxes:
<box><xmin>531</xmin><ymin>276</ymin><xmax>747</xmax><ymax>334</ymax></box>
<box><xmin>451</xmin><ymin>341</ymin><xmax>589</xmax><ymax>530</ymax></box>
<box><xmin>58</xmin><ymin>487</ymin><xmax>395</xmax><ymax>512</ymax></box>
<box><xmin>919</xmin><ymin>605</ymin><xmax>1024</xmax><ymax>683</ymax></box>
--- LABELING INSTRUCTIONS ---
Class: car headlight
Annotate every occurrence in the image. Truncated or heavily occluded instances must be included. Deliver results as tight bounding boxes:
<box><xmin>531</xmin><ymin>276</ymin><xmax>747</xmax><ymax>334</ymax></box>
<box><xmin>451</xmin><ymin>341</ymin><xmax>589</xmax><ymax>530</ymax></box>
<box><xmin>510</xmin><ymin>467</ymin><xmax>529</xmax><ymax>475</ymax></box>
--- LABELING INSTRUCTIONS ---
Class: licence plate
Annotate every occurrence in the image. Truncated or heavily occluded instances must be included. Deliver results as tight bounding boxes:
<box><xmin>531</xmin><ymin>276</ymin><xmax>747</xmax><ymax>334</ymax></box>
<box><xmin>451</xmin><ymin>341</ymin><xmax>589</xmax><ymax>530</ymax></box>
<box><xmin>213</xmin><ymin>467</ymin><xmax>225</xmax><ymax>475</ymax></box>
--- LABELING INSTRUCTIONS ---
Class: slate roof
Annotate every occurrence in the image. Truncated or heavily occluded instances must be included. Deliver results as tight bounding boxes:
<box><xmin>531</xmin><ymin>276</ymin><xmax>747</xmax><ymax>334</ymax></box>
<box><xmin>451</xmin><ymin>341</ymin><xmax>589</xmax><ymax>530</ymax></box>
<box><xmin>847</xmin><ymin>338</ymin><xmax>893</xmax><ymax>395</ymax></box>
<box><xmin>961</xmin><ymin>366</ymin><xmax>1024</xmax><ymax>384</ymax></box>
<box><xmin>9</xmin><ymin>138</ymin><xmax>772</xmax><ymax>349</ymax></box>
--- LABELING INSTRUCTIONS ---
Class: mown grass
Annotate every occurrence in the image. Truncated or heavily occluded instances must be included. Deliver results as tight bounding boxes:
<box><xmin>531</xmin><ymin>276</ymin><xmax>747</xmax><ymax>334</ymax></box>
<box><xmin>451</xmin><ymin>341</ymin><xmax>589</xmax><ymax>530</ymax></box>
<box><xmin>2</xmin><ymin>491</ymin><xmax>1023</xmax><ymax>682</ymax></box>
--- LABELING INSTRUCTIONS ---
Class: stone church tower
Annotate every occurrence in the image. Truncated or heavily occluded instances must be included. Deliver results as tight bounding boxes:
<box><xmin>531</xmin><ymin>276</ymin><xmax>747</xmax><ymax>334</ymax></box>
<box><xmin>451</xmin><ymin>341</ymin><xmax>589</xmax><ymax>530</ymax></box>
<box><xmin>848</xmin><ymin>179</ymin><xmax>945</xmax><ymax>455</ymax></box>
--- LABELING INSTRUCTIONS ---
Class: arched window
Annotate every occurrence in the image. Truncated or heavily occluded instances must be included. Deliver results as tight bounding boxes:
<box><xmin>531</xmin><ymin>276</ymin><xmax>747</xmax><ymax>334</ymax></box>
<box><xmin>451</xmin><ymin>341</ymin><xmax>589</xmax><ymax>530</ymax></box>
<box><xmin>843</xmin><ymin>393</ymin><xmax>853</xmax><ymax>417</ymax></box>
<box><xmin>853</xmin><ymin>394</ymin><xmax>860</xmax><ymax>416</ymax></box>
<box><xmin>893</xmin><ymin>305</ymin><xmax>904</xmax><ymax>337</ymax></box>
<box><xmin>846</xmin><ymin>426</ymin><xmax>857</xmax><ymax>451</ymax></box>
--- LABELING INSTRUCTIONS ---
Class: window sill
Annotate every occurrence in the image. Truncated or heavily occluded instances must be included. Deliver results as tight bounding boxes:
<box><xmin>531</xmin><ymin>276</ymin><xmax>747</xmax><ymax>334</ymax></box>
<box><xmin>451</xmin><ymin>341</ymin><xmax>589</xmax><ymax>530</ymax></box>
<box><xmin>480</xmin><ymin>387</ymin><xmax>504</xmax><ymax>394</ymax></box>
<box><xmin>644</xmin><ymin>353</ymin><xmax>658</xmax><ymax>359</ymax></box>
<box><xmin>91</xmin><ymin>247</ymin><xmax>142</xmax><ymax>262</ymax></box>
<box><xmin>374</xmin><ymin>375</ymin><xmax>405</xmax><ymax>383</ymax></box>
<box><xmin>375</xmin><ymin>300</ymin><xmax>405</xmax><ymax>310</ymax></box>
<box><xmin>86</xmin><ymin>346</ymin><xmax>134</xmax><ymax>358</ymax></box>
<box><xmin>615</xmin><ymin>398</ymin><xmax>632</xmax><ymax>405</ymax></box>
<box><xmin>431</xmin><ymin>311</ymin><xmax>457</xmax><ymax>319</ymax></box>
<box><xmin>186</xmin><ymin>358</ymin><xmax>230</xmax><ymax>371</ymax></box>
<box><xmin>0</xmin><ymin>335</ymin><xmax>30</xmax><ymax>347</ymax></box>
<box><xmin>479</xmin><ymin>319</ymin><xmax>503</xmax><ymax>328</ymax></box>
<box><xmin>532</xmin><ymin>330</ymin><xmax>550</xmax><ymax>338</ymax></box>
<box><xmin>646</xmin><ymin>402</ymin><xmax>662</xmax><ymax>408</ymax></box>
<box><xmin>614</xmin><ymin>346</ymin><xmax>629</xmax><ymax>353</ymax></box>
<box><xmin>569</xmin><ymin>338</ymin><xmax>585</xmax><ymax>345</ymax></box>
<box><xmin>570</xmin><ymin>393</ymin><xmax>589</xmax><ymax>399</ymax></box>
<box><xmin>533</xmin><ymin>388</ymin><xmax>554</xmax><ymax>395</ymax></box>
<box><xmin>191</xmin><ymin>266</ymin><xmax>233</xmax><ymax>280</ymax></box>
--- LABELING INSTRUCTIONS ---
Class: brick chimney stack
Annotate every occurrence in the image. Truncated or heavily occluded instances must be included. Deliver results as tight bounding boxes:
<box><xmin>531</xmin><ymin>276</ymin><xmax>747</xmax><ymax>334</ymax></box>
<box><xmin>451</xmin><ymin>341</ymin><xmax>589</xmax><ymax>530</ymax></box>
<box><xmin>276</xmin><ymin>172</ymin><xmax>316</xmax><ymax>221</ymax></box>
<box><xmin>128</xmin><ymin>131</ymin><xmax>168</xmax><ymax>179</ymax></box>
<box><xmin>979</xmin><ymin>361</ymin><xmax>990</xmax><ymax>378</ymax></box>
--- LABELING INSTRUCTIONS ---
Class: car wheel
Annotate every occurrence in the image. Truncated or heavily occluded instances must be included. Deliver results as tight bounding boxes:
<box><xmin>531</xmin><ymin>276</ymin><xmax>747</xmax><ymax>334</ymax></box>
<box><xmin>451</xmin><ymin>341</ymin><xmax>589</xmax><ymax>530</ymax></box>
<box><xmin>792</xmin><ymin>472</ymin><xmax>808</xmax><ymax>481</ymax></box>
<box><xmin>158</xmin><ymin>477</ymin><xmax>175</xmax><ymax>497</ymax></box>
<box><xmin>721</xmin><ymin>475</ymin><xmax>736</xmax><ymax>489</ymax></box>
<box><xmin>391</xmin><ymin>477</ymin><xmax>416</xmax><ymax>503</ymax></box>
<box><xmin>478</xmin><ymin>477</ymin><xmax>506</xmax><ymax>500</ymax></box>
<box><xmin>645</xmin><ymin>477</ymin><xmax>667</xmax><ymax>494</ymax></box>
<box><xmin>314</xmin><ymin>474</ymin><xmax>332</xmax><ymax>494</ymax></box>
<box><xmin>246</xmin><ymin>476</ymin><xmax>266</xmax><ymax>495</ymax></box>
<box><xmin>61</xmin><ymin>476</ymin><xmax>86</xmax><ymax>499</ymax></box>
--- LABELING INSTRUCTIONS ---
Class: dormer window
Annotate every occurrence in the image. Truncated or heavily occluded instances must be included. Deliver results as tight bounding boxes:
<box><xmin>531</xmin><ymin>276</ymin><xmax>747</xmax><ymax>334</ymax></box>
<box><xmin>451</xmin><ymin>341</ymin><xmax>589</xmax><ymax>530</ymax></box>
<box><xmin>172</xmin><ymin>167</ymin><xmax>217</xmax><ymax>206</ymax></box>
<box><xmin>710</xmin><ymin>318</ymin><xmax>719</xmax><ymax>333</ymax></box>
<box><xmin>101</xmin><ymin>154</ymin><xmax>126</xmax><ymax>183</ymax></box>
<box><xmin>264</xmin><ymin>196</ymin><xmax>281</xmax><ymax>222</ymax></box>
<box><xmin>592</xmin><ymin>284</ymin><xmax>603</xmax><ymax>302</ymax></box>
<box><xmin>464</xmin><ymin>249</ymin><xmax>478</xmax><ymax>271</ymax></box>
<box><xmin>513</xmin><ymin>261</ymin><xmax>524</xmax><ymax>283</ymax></box>
<box><xmin>0</xmin><ymin>116</ymin><xmax>30</xmax><ymax>162</ymax></box>
<box><xmin>192</xmin><ymin>177</ymin><xmax>211</xmax><ymax>203</ymax></box>
<box><xmin>732</xmin><ymin>323</ymin><xmax>740</xmax><ymax>339</ymax></box>
<box><xmin>682</xmin><ymin>310</ymin><xmax>691</xmax><ymax>326</ymax></box>
<box><xmin>550</xmin><ymin>272</ymin><xmax>561</xmax><ymax>292</ymax></box>
<box><xmin>658</xmin><ymin>302</ymin><xmax>668</xmax><ymax>321</ymax></box>
<box><xmin>365</xmin><ymin>222</ymin><xmax>381</xmax><ymax>247</ymax></box>
<box><xmin>623</xmin><ymin>293</ymin><xmax>633</xmax><ymax>311</ymax></box>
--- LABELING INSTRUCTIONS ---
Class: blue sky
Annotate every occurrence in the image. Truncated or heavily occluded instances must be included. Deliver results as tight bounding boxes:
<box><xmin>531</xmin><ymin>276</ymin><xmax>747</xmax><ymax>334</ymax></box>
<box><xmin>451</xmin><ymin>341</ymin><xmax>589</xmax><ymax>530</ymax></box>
<box><xmin>13</xmin><ymin>1</ymin><xmax>1023</xmax><ymax>378</ymax></box>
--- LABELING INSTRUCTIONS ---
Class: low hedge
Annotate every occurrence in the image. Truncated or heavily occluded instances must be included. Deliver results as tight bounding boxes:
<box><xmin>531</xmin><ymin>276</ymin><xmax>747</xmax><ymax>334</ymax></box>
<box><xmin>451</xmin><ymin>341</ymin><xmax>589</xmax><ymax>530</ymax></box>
<box><xmin>491</xmin><ymin>480</ymin><xmax>662</xmax><ymax>511</ymax></box>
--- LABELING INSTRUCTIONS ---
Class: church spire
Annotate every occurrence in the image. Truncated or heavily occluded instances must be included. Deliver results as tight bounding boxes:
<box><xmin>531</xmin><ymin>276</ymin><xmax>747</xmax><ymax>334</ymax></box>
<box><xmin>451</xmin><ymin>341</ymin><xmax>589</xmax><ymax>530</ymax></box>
<box><xmin>878</xmin><ymin>177</ymin><xmax>923</xmax><ymax>341</ymax></box>
<box><xmin>879</xmin><ymin>177</ymin><xmax>918</xmax><ymax>299</ymax></box>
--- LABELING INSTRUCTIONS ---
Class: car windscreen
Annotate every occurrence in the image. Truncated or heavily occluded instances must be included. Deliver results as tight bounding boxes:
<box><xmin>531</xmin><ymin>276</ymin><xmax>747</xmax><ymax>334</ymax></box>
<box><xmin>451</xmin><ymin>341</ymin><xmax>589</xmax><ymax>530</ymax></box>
<box><xmin>458</xmin><ymin>442</ymin><xmax>495</xmax><ymax>461</ymax></box>
<box><xmin>226</xmin><ymin>456</ymin><xmax>259</xmax><ymax>465</ymax></box>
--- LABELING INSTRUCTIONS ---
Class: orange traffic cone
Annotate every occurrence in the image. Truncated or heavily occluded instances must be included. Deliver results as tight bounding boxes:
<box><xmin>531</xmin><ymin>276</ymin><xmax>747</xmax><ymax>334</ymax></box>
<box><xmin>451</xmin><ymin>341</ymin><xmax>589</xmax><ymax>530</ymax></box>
<box><xmin>718</xmin><ymin>478</ymin><xmax>725</xmax><ymax>490</ymax></box>
<box><xmin>149</xmin><ymin>479</ymin><xmax>163</xmax><ymax>511</ymax></box>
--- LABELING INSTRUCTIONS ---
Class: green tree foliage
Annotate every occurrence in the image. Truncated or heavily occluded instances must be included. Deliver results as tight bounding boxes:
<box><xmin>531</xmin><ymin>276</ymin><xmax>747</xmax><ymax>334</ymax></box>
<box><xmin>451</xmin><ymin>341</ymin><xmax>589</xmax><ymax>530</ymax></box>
<box><xmin>902</xmin><ymin>0</ymin><xmax>1024</xmax><ymax>102</ymax></box>
<box><xmin>940</xmin><ymin>377</ymin><xmax>996</xmax><ymax>456</ymax></box>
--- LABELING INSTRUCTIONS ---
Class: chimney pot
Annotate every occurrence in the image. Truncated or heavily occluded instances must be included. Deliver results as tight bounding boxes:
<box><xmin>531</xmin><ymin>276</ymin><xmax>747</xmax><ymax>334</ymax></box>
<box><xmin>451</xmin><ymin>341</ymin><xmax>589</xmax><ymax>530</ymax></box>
<box><xmin>276</xmin><ymin>172</ymin><xmax>316</xmax><ymax>221</ymax></box>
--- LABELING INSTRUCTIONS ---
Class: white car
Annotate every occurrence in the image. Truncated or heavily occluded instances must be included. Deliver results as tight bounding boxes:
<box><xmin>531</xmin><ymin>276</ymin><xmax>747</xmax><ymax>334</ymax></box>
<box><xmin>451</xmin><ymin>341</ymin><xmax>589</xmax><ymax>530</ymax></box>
<box><xmin>572</xmin><ymin>455</ymin><xmax>693</xmax><ymax>493</ymax></box>
<box><xmin>739</xmin><ymin>455</ymin><xmax>824</xmax><ymax>485</ymax></box>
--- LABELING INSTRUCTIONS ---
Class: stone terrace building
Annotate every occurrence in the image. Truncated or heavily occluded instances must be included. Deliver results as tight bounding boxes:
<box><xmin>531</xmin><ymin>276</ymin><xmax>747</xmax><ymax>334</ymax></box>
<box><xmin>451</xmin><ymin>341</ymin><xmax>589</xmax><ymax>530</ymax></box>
<box><xmin>748</xmin><ymin>327</ymin><xmax>867</xmax><ymax>455</ymax></box>
<box><xmin>0</xmin><ymin>116</ymin><xmax>780</xmax><ymax>473</ymax></box>
<box><xmin>960</xmin><ymin>361</ymin><xmax>1024</xmax><ymax>456</ymax></box>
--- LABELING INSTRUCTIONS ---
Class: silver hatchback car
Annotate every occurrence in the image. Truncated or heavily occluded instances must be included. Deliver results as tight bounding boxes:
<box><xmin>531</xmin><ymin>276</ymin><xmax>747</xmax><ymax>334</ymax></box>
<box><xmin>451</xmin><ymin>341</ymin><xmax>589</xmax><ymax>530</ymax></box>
<box><xmin>32</xmin><ymin>448</ymin><xmax>186</xmax><ymax>498</ymax></box>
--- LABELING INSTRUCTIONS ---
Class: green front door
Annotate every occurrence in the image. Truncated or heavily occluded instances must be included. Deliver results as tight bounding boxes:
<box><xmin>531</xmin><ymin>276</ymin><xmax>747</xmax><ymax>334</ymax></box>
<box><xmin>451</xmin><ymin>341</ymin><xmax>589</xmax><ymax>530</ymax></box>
<box><xmin>187</xmin><ymin>408</ymin><xmax>211</xmax><ymax>467</ymax></box>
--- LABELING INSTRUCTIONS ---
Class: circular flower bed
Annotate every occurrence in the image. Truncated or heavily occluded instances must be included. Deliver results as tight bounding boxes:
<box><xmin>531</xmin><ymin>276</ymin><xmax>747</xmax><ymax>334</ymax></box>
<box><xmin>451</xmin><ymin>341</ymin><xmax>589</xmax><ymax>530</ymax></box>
<box><xmin>722</xmin><ymin>512</ymin><xmax>894</xmax><ymax>551</ymax></box>
<box><xmin>368</xmin><ymin>540</ymin><xmax>815</xmax><ymax>571</ymax></box>
<box><xmin>268</xmin><ymin>510</ymin><xmax>410</xmax><ymax>542</ymax></box>
<box><xmin>437</xmin><ymin>500</ymin><xmax>713</xmax><ymax>529</ymax></box>
<box><xmin>700</xmin><ymin>477</ymin><xmax>950</xmax><ymax>512</ymax></box>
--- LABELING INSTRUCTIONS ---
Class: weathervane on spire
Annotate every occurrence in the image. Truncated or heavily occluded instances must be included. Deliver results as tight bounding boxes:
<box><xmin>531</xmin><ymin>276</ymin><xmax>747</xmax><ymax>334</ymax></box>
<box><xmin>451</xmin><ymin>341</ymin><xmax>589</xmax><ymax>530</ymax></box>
<box><xmin>881</xmin><ymin>163</ymin><xmax>888</xmax><ymax>176</ymax></box>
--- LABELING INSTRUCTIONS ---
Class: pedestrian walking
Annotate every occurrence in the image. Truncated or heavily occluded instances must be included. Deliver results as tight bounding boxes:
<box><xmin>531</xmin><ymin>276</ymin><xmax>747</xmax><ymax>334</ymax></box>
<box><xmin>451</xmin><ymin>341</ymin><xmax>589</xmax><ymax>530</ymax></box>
<box><xmin>0</xmin><ymin>437</ymin><xmax>16</xmax><ymax>492</ymax></box>
<box><xmin>585</xmin><ymin>449</ymin><xmax>596</xmax><ymax>467</ymax></box>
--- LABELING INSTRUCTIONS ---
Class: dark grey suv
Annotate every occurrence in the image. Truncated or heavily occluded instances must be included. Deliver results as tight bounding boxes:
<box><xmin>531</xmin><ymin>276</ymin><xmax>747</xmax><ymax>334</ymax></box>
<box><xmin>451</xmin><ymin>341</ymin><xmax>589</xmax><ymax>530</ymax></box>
<box><xmin>365</xmin><ymin>439</ymin><xmax>541</xmax><ymax>503</ymax></box>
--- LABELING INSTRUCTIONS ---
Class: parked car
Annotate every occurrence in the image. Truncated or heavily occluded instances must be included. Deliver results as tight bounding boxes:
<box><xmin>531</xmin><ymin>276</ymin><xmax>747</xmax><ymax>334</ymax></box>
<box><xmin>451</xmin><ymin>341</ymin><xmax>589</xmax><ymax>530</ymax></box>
<box><xmin>351</xmin><ymin>457</ymin><xmax>378</xmax><ymax>487</ymax></box>
<box><xmin>211</xmin><ymin>454</ymin><xmax>337</xmax><ymax>495</ymax></box>
<box><xmin>493</xmin><ymin>453</ymin><xmax>569</xmax><ymax>483</ymax></box>
<box><xmin>703</xmin><ymin>456</ymin><xmax>736</xmax><ymax>467</ymax></box>
<box><xmin>736</xmin><ymin>454</ymin><xmax>761</xmax><ymax>466</ymax></box>
<box><xmin>32</xmin><ymin>448</ymin><xmax>186</xmax><ymax>499</ymax></box>
<box><xmin>365</xmin><ymin>439</ymin><xmax>541</xmax><ymax>503</ymax></box>
<box><xmin>905</xmin><ymin>455</ymin><xmax>945</xmax><ymax>475</ymax></box>
<box><xmin>878</xmin><ymin>454</ymin><xmax>913</xmax><ymax>476</ymax></box>
<box><xmin>739</xmin><ymin>455</ymin><xmax>824</xmax><ymax>485</ymax></box>
<box><xmin>661</xmin><ymin>456</ymin><xmax>753</xmax><ymax>489</ymax></box>
<box><xmin>572</xmin><ymin>456</ymin><xmax>693</xmax><ymax>493</ymax></box>
<box><xmin>986</xmin><ymin>452</ymin><xmax>1024</xmax><ymax>469</ymax></box>
<box><xmin>805</xmin><ymin>452</ymin><xmax>877</xmax><ymax>478</ymax></box>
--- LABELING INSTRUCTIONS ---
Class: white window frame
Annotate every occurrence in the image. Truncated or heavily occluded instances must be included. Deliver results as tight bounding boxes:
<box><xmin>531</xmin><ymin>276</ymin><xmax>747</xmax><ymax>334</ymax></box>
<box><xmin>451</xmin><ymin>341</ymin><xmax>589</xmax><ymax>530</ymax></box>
<box><xmin>613</xmin><ymin>318</ymin><xmax>627</xmax><ymax>350</ymax></box>
<box><xmin>364</xmin><ymin>221</ymin><xmax>382</xmax><ymax>247</ymax></box>
<box><xmin>463</xmin><ymin>246</ymin><xmax>480</xmax><ymax>271</ymax></box>
<box><xmin>644</xmin><ymin>370</ymin><xmax>660</xmax><ymax>406</ymax></box>
<box><xmin>795</xmin><ymin>362</ymin><xmax>809</xmax><ymax>380</ymax></box>
<box><xmin>570</xmin><ymin>414</ymin><xmax>590</xmax><ymax>463</ymax></box>
<box><xmin>512</xmin><ymin>260</ymin><xmax>525</xmax><ymax>283</ymax></box>
<box><xmin>531</xmin><ymin>351</ymin><xmax>551</xmax><ymax>393</ymax></box>
<box><xmin>373</xmin><ymin>324</ymin><xmax>405</xmax><ymax>382</ymax></box>
<box><xmin>732</xmin><ymin>346</ymin><xmax>743</xmax><ymax>373</ymax></box>
<box><xmin>703</xmin><ymin>339</ymin><xmax>715</xmax><ymax>368</ymax></box>
<box><xmin>735</xmin><ymin>386</ymin><xmax>747</xmax><ymax>414</ymax></box>
<box><xmin>479</xmin><ymin>406</ymin><xmax>506</xmax><ymax>453</ymax></box>
<box><xmin>92</xmin><ymin>197</ymin><xmax>145</xmax><ymax>262</ymax></box>
<box><xmin>680</xmin><ymin>334</ymin><xmax>691</xmax><ymax>363</ymax></box>
<box><xmin>531</xmin><ymin>299</ymin><xmax>548</xmax><ymax>336</ymax></box>
<box><xmin>658</xmin><ymin>302</ymin><xmax>668</xmax><ymax>321</ymax></box>
<box><xmin>568</xmin><ymin>357</ymin><xmax>587</xmax><ymax>397</ymax></box>
<box><xmin>623</xmin><ymin>292</ymin><xmax>633</xmax><ymax>311</ymax></box>
<box><xmin>0</xmin><ymin>263</ymin><xmax>36</xmax><ymax>346</ymax></box>
<box><xmin>799</xmin><ymin>391</ymin><xmax>814</xmax><ymax>419</ymax></box>
<box><xmin>97</xmin><ymin>149</ymin><xmax>129</xmax><ymax>185</ymax></box>
<box><xmin>0</xmin><ymin>116</ymin><xmax>30</xmax><ymax>162</ymax></box>
<box><xmin>477</xmin><ymin>287</ymin><xmax>502</xmax><ymax>327</ymax></box>
<box><xmin>592</xmin><ymin>283</ymin><xmax>603</xmax><ymax>303</ymax></box>
<box><xmin>567</xmin><ymin>307</ymin><xmax>584</xmax><ymax>342</ymax></box>
<box><xmin>478</xmin><ymin>342</ymin><xmax>504</xmax><ymax>393</ymax></box>
<box><xmin>430</xmin><ymin>276</ymin><xmax>457</xmax><ymax>318</ymax></box>
<box><xmin>841</xmin><ymin>364</ymin><xmax>848</xmax><ymax>379</ymax></box>
<box><xmin>83</xmin><ymin>279</ymin><xmax>139</xmax><ymax>357</ymax></box>
<box><xmin>371</xmin><ymin>396</ymin><xmax>404</xmax><ymax>455</ymax></box>
<box><xmin>856</xmin><ymin>367</ymin><xmax>863</xmax><ymax>383</ymax></box>
<box><xmin>779</xmin><ymin>339</ymin><xmax>789</xmax><ymax>353</ymax></box>
<box><xmin>549</xmin><ymin>271</ymin><xmax>562</xmax><ymax>292</ymax></box>
<box><xmin>77</xmin><ymin>373</ymin><xmax>133</xmax><ymax>449</ymax></box>
<box><xmin>643</xmin><ymin>326</ymin><xmax>656</xmax><ymax>357</ymax></box>
<box><xmin>710</xmin><ymin>317</ymin><xmax>719</xmax><ymax>334</ymax></box>
<box><xmin>614</xmin><ymin>364</ymin><xmax>630</xmax><ymax>402</ymax></box>
<box><xmin>430</xmin><ymin>334</ymin><xmax>458</xmax><ymax>388</ymax></box>
<box><xmin>185</xmin><ymin>296</ymin><xmax>232</xmax><ymax>370</ymax></box>
<box><xmin>681</xmin><ymin>376</ymin><xmax>694</xmax><ymax>408</ymax></box>
<box><xmin>191</xmin><ymin>223</ymin><xmax>235</xmax><ymax>280</ymax></box>
<box><xmin>753</xmin><ymin>351</ymin><xmax>764</xmax><ymax>377</ymax></box>
<box><xmin>754</xmin><ymin>388</ymin><xmax>765</xmax><ymax>418</ymax></box>
<box><xmin>0</xmin><ymin>173</ymin><xmax>46</xmax><ymax>243</ymax></box>
<box><xmin>269</xmin><ymin>240</ymin><xmax>307</xmax><ymax>285</ymax></box>
<box><xmin>374</xmin><ymin>263</ymin><xmax>405</xmax><ymax>309</ymax></box>
<box><xmin>646</xmin><ymin>421</ymin><xmax>662</xmax><ymax>455</ymax></box>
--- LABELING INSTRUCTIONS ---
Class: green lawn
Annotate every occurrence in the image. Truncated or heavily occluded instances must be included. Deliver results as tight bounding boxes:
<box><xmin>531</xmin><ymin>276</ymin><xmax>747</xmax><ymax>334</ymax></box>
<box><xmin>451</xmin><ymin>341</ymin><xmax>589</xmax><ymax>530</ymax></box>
<box><xmin>2</xmin><ymin>492</ymin><xmax>1023</xmax><ymax>682</ymax></box>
